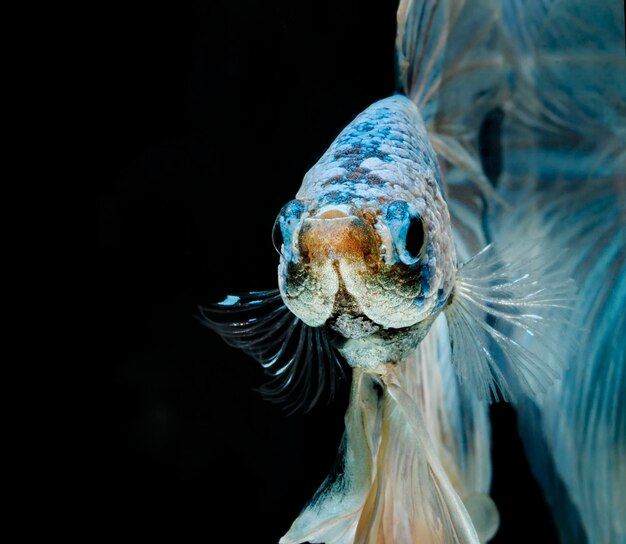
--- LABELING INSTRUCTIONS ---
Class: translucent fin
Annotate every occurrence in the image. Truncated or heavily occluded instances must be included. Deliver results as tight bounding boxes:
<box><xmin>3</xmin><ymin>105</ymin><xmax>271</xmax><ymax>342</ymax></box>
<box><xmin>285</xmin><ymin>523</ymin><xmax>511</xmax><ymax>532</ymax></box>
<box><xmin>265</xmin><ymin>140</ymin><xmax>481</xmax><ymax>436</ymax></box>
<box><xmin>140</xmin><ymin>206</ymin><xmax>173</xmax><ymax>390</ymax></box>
<box><xmin>444</xmin><ymin>240</ymin><xmax>577</xmax><ymax>403</ymax></box>
<box><xmin>393</xmin><ymin>316</ymin><xmax>498</xmax><ymax>543</ymax></box>
<box><xmin>280</xmin><ymin>370</ymin><xmax>381</xmax><ymax>544</ymax></box>
<box><xmin>500</xmin><ymin>0</ymin><xmax>626</xmax><ymax>182</ymax></box>
<box><xmin>356</xmin><ymin>380</ymin><xmax>479</xmax><ymax>543</ymax></box>
<box><xmin>197</xmin><ymin>290</ymin><xmax>345</xmax><ymax>414</ymax></box>
<box><xmin>396</xmin><ymin>0</ymin><xmax>505</xmax><ymax>199</ymax></box>
<box><xmin>400</xmin><ymin>316</ymin><xmax>492</xmax><ymax>501</ymax></box>
<box><xmin>445</xmin><ymin>167</ymin><xmax>490</xmax><ymax>263</ymax></box>
<box><xmin>281</xmin><ymin>318</ymin><xmax>495</xmax><ymax>543</ymax></box>
<box><xmin>396</xmin><ymin>0</ymin><xmax>503</xmax><ymax>121</ymax></box>
<box><xmin>492</xmin><ymin>1</ymin><xmax>626</xmax><ymax>540</ymax></box>
<box><xmin>490</xmin><ymin>181</ymin><xmax>626</xmax><ymax>543</ymax></box>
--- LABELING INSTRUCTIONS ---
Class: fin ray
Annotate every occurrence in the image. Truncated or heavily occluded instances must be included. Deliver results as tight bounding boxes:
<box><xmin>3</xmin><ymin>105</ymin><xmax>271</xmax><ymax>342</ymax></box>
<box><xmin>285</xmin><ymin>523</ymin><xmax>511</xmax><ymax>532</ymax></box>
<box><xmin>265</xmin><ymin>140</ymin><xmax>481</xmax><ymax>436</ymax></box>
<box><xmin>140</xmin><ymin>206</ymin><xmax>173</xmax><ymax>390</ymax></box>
<box><xmin>198</xmin><ymin>289</ymin><xmax>346</xmax><ymax>413</ymax></box>
<box><xmin>445</xmin><ymin>240</ymin><xmax>577</xmax><ymax>402</ymax></box>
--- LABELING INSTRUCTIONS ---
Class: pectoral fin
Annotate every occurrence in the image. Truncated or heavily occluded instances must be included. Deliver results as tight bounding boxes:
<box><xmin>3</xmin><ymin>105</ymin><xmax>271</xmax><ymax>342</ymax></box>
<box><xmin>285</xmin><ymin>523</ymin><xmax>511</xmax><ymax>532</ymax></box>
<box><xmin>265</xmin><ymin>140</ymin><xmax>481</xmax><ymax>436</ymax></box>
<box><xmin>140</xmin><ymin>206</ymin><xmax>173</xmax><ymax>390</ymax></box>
<box><xmin>444</xmin><ymin>241</ymin><xmax>576</xmax><ymax>402</ymax></box>
<box><xmin>198</xmin><ymin>289</ymin><xmax>346</xmax><ymax>413</ymax></box>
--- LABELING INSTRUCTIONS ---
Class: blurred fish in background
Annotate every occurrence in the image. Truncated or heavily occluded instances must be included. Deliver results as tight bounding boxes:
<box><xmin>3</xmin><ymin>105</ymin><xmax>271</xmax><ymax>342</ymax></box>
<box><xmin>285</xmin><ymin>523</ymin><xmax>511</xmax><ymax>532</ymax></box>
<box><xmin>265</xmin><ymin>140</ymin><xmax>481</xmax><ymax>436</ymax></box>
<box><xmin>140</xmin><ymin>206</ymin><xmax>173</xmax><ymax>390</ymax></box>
<box><xmin>202</xmin><ymin>0</ymin><xmax>625</xmax><ymax>542</ymax></box>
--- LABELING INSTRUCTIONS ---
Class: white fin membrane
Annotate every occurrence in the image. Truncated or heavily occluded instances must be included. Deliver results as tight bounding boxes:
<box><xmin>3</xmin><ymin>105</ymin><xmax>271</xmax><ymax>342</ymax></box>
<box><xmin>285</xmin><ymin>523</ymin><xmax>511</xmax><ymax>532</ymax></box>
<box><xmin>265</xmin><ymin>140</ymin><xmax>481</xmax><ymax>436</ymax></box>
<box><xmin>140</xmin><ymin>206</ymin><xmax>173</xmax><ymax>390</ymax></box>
<box><xmin>281</xmin><ymin>316</ymin><xmax>497</xmax><ymax>543</ymax></box>
<box><xmin>444</xmin><ymin>240</ymin><xmax>577</xmax><ymax>403</ymax></box>
<box><xmin>279</xmin><ymin>369</ymin><xmax>380</xmax><ymax>544</ymax></box>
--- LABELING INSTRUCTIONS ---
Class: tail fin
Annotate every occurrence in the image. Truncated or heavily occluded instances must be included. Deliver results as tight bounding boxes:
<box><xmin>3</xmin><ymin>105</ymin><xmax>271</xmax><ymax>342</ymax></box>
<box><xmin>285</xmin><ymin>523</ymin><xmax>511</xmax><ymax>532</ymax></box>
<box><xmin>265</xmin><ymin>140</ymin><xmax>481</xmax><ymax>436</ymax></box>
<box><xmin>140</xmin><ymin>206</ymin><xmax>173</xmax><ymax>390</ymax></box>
<box><xmin>500</xmin><ymin>0</ymin><xmax>626</xmax><ymax>184</ymax></box>
<box><xmin>493</xmin><ymin>2</ymin><xmax>626</xmax><ymax>541</ymax></box>
<box><xmin>492</xmin><ymin>179</ymin><xmax>626</xmax><ymax>544</ymax></box>
<box><xmin>281</xmin><ymin>317</ymin><xmax>498</xmax><ymax>544</ymax></box>
<box><xmin>398</xmin><ymin>1</ymin><xmax>626</xmax><ymax>542</ymax></box>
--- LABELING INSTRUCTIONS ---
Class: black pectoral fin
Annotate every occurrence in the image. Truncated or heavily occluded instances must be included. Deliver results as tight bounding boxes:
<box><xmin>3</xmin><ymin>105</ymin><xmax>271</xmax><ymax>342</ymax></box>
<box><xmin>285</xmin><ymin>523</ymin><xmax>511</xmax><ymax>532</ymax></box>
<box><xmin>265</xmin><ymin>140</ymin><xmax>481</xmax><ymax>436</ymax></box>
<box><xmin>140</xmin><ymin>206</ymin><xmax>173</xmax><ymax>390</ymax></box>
<box><xmin>197</xmin><ymin>289</ymin><xmax>347</xmax><ymax>414</ymax></box>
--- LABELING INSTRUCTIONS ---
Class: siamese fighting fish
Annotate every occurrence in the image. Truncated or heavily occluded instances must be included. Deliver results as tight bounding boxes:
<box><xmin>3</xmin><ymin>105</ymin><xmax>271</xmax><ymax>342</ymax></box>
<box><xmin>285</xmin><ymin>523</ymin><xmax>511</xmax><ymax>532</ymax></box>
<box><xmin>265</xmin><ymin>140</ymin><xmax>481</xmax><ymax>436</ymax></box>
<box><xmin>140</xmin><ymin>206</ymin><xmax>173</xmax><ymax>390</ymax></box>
<box><xmin>202</xmin><ymin>0</ymin><xmax>626</xmax><ymax>542</ymax></box>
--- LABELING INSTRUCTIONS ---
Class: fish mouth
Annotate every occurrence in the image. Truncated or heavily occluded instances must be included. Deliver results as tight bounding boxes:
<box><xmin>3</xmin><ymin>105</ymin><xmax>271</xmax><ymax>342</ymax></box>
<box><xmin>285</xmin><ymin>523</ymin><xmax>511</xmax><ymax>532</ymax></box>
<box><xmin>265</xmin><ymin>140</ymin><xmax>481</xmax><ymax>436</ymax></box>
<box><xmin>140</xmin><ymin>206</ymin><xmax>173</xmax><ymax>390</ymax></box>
<box><xmin>326</xmin><ymin>313</ymin><xmax>381</xmax><ymax>339</ymax></box>
<box><xmin>324</xmin><ymin>257</ymin><xmax>382</xmax><ymax>340</ymax></box>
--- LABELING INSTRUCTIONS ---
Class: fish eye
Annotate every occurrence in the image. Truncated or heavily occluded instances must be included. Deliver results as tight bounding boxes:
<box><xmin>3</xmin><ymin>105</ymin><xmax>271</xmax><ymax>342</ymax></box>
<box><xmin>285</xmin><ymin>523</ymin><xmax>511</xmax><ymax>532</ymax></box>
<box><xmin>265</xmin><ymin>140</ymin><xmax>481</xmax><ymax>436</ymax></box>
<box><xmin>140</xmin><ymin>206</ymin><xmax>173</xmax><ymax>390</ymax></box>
<box><xmin>404</xmin><ymin>215</ymin><xmax>426</xmax><ymax>259</ymax></box>
<box><xmin>272</xmin><ymin>218</ymin><xmax>283</xmax><ymax>255</ymax></box>
<box><xmin>272</xmin><ymin>200</ymin><xmax>306</xmax><ymax>259</ymax></box>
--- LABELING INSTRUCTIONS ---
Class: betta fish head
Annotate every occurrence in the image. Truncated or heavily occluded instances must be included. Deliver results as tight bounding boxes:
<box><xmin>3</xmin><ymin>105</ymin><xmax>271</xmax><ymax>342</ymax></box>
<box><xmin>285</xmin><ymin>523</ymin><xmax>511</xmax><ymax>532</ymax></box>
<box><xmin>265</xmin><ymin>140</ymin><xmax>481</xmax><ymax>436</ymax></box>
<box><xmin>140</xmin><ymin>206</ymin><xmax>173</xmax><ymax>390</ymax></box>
<box><xmin>272</xmin><ymin>191</ymin><xmax>457</xmax><ymax>368</ymax></box>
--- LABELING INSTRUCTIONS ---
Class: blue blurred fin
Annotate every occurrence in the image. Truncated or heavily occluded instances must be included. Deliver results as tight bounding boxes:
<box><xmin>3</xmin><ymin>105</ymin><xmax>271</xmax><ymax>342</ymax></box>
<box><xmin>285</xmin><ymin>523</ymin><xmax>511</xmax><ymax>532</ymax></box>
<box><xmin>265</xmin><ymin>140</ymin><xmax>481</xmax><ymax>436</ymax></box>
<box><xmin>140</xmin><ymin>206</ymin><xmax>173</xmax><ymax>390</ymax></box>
<box><xmin>491</xmin><ymin>181</ymin><xmax>626</xmax><ymax>543</ymax></box>
<box><xmin>396</xmin><ymin>0</ymin><xmax>506</xmax><ymax>206</ymax></box>
<box><xmin>500</xmin><ymin>0</ymin><xmax>626</xmax><ymax>182</ymax></box>
<box><xmin>494</xmin><ymin>1</ymin><xmax>626</xmax><ymax>541</ymax></box>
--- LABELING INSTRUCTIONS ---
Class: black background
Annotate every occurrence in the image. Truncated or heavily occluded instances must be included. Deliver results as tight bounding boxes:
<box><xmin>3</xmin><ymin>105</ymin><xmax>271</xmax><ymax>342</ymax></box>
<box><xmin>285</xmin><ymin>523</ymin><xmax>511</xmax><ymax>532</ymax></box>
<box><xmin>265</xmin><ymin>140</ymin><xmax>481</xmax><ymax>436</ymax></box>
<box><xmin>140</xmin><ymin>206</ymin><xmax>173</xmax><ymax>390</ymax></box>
<box><xmin>97</xmin><ymin>1</ymin><xmax>558</xmax><ymax>541</ymax></box>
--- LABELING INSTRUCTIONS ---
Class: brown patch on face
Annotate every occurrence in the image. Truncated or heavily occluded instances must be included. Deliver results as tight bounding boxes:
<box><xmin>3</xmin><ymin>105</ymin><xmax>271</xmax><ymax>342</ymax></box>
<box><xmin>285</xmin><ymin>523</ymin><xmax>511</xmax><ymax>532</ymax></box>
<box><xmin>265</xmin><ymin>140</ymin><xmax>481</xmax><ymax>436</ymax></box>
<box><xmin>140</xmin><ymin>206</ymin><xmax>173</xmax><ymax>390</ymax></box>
<box><xmin>317</xmin><ymin>209</ymin><xmax>349</xmax><ymax>219</ymax></box>
<box><xmin>298</xmin><ymin>215</ymin><xmax>380</xmax><ymax>271</ymax></box>
<box><xmin>362</xmin><ymin>208</ymin><xmax>378</xmax><ymax>224</ymax></box>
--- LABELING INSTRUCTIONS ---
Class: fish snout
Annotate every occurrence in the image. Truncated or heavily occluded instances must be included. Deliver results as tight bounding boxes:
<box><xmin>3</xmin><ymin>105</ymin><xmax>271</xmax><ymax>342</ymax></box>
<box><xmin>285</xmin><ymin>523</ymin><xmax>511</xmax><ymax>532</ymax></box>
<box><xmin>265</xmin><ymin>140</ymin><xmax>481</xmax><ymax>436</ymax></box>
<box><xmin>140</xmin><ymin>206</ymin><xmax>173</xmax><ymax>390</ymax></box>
<box><xmin>298</xmin><ymin>213</ymin><xmax>379</xmax><ymax>268</ymax></box>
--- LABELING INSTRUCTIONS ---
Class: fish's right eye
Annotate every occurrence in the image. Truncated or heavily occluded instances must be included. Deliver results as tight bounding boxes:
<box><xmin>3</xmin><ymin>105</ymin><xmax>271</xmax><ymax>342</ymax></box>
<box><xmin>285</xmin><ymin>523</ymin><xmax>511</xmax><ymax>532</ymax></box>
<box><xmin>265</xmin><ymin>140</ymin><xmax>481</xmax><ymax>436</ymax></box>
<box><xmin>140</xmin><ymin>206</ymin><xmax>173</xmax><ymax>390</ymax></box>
<box><xmin>272</xmin><ymin>219</ymin><xmax>283</xmax><ymax>255</ymax></box>
<box><xmin>405</xmin><ymin>215</ymin><xmax>426</xmax><ymax>260</ymax></box>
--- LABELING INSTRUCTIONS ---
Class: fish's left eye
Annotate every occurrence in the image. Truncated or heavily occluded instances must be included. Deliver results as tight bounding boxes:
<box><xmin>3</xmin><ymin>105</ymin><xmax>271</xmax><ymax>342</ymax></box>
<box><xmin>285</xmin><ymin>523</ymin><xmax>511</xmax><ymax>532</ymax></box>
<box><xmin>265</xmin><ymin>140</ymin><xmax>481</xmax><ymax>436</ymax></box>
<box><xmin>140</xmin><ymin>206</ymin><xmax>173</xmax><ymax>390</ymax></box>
<box><xmin>272</xmin><ymin>199</ymin><xmax>306</xmax><ymax>260</ymax></box>
<box><xmin>272</xmin><ymin>219</ymin><xmax>283</xmax><ymax>255</ymax></box>
<box><xmin>405</xmin><ymin>215</ymin><xmax>426</xmax><ymax>259</ymax></box>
